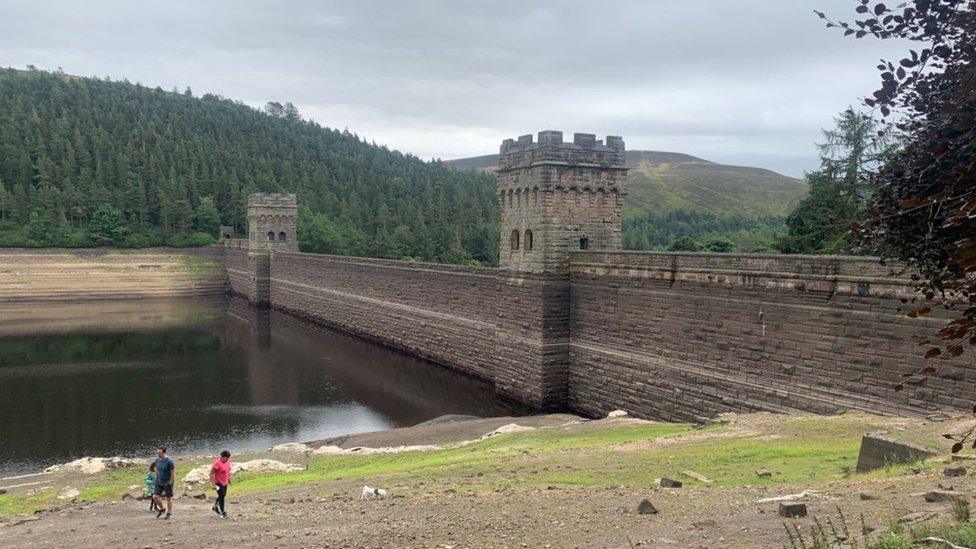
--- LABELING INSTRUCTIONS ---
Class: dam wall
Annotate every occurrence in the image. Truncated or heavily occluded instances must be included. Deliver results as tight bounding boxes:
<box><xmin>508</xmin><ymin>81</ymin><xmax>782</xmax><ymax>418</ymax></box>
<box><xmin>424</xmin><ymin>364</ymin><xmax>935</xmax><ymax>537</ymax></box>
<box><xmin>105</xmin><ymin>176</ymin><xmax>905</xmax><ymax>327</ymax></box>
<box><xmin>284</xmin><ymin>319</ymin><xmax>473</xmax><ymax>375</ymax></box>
<box><xmin>2</xmin><ymin>242</ymin><xmax>970</xmax><ymax>421</ymax></box>
<box><xmin>568</xmin><ymin>251</ymin><xmax>973</xmax><ymax>422</ymax></box>
<box><xmin>243</xmin><ymin>249</ymin><xmax>566</xmax><ymax>408</ymax></box>
<box><xmin>0</xmin><ymin>248</ymin><xmax>227</xmax><ymax>302</ymax></box>
<box><xmin>222</xmin><ymin>244</ymin><xmax>976</xmax><ymax>420</ymax></box>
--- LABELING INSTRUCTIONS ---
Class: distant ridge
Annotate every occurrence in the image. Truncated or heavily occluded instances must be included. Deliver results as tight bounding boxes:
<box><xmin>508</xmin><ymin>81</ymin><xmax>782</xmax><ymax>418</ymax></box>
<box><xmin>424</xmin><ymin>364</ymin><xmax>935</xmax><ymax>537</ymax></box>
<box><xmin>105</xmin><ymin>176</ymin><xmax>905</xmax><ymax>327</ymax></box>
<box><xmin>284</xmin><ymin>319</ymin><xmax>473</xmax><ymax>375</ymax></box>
<box><xmin>445</xmin><ymin>150</ymin><xmax>807</xmax><ymax>219</ymax></box>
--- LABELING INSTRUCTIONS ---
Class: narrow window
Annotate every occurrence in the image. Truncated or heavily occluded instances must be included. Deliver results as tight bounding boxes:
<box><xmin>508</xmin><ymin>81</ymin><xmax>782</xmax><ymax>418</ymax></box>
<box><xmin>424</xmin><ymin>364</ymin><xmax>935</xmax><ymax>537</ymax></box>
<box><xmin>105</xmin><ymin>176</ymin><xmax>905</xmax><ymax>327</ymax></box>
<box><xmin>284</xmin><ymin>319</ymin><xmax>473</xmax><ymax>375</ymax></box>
<box><xmin>508</xmin><ymin>190</ymin><xmax>513</xmax><ymax>207</ymax></box>
<box><xmin>267</xmin><ymin>231</ymin><xmax>275</xmax><ymax>242</ymax></box>
<box><xmin>524</xmin><ymin>229</ymin><xmax>533</xmax><ymax>251</ymax></box>
<box><xmin>278</xmin><ymin>231</ymin><xmax>287</xmax><ymax>242</ymax></box>
<box><xmin>532</xmin><ymin>188</ymin><xmax>539</xmax><ymax>206</ymax></box>
<box><xmin>579</xmin><ymin>236</ymin><xmax>589</xmax><ymax>250</ymax></box>
<box><xmin>510</xmin><ymin>229</ymin><xmax>520</xmax><ymax>251</ymax></box>
<box><xmin>516</xmin><ymin>189</ymin><xmax>521</xmax><ymax>208</ymax></box>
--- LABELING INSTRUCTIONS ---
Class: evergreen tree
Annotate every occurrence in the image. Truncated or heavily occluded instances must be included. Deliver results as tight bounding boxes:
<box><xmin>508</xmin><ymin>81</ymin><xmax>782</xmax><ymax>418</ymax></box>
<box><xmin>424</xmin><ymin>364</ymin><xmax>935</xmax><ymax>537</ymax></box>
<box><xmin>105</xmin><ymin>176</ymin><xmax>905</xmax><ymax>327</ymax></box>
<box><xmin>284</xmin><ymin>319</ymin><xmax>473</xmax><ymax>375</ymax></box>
<box><xmin>192</xmin><ymin>196</ymin><xmax>221</xmax><ymax>237</ymax></box>
<box><xmin>0</xmin><ymin>68</ymin><xmax>498</xmax><ymax>264</ymax></box>
<box><xmin>88</xmin><ymin>204</ymin><xmax>126</xmax><ymax>245</ymax></box>
<box><xmin>778</xmin><ymin>108</ymin><xmax>892</xmax><ymax>254</ymax></box>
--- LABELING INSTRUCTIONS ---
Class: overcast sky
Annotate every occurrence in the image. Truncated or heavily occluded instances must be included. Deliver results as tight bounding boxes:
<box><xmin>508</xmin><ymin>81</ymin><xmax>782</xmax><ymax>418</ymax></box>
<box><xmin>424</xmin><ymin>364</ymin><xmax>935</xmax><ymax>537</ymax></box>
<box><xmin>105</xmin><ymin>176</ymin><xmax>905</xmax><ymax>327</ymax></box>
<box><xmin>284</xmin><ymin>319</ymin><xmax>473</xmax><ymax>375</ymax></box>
<box><xmin>0</xmin><ymin>1</ymin><xmax>911</xmax><ymax>177</ymax></box>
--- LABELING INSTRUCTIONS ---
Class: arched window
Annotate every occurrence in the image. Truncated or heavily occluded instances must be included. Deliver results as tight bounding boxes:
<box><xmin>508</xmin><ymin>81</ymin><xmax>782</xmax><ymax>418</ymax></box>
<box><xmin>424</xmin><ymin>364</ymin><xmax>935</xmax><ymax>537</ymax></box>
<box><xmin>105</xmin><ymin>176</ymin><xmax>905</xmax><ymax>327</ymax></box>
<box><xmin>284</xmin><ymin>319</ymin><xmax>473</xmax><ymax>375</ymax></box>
<box><xmin>510</xmin><ymin>229</ymin><xmax>520</xmax><ymax>251</ymax></box>
<box><xmin>278</xmin><ymin>231</ymin><xmax>287</xmax><ymax>242</ymax></box>
<box><xmin>579</xmin><ymin>236</ymin><xmax>589</xmax><ymax>250</ymax></box>
<box><xmin>532</xmin><ymin>188</ymin><xmax>539</xmax><ymax>206</ymax></box>
<box><xmin>267</xmin><ymin>231</ymin><xmax>275</xmax><ymax>242</ymax></box>
<box><xmin>508</xmin><ymin>190</ymin><xmax>513</xmax><ymax>207</ymax></box>
<box><xmin>524</xmin><ymin>229</ymin><xmax>533</xmax><ymax>251</ymax></box>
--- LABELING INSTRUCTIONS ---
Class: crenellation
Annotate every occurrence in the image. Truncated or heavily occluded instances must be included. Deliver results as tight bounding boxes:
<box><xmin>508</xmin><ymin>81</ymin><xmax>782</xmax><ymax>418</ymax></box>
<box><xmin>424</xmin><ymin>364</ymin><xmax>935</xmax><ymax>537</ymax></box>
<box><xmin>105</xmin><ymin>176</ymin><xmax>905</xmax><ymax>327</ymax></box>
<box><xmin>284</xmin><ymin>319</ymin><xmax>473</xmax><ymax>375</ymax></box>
<box><xmin>216</xmin><ymin>131</ymin><xmax>975</xmax><ymax>420</ymax></box>
<box><xmin>247</xmin><ymin>193</ymin><xmax>298</xmax><ymax>252</ymax></box>
<box><xmin>573</xmin><ymin>132</ymin><xmax>595</xmax><ymax>147</ymax></box>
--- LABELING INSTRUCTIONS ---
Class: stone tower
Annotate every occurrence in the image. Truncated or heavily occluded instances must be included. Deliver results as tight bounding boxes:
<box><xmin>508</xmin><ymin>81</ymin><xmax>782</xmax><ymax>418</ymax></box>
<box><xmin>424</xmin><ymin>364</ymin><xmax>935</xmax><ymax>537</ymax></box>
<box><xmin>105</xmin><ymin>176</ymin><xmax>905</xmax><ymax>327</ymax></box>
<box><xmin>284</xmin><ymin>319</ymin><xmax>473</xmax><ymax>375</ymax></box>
<box><xmin>247</xmin><ymin>193</ymin><xmax>298</xmax><ymax>252</ymax></box>
<box><xmin>497</xmin><ymin>131</ymin><xmax>626</xmax><ymax>273</ymax></box>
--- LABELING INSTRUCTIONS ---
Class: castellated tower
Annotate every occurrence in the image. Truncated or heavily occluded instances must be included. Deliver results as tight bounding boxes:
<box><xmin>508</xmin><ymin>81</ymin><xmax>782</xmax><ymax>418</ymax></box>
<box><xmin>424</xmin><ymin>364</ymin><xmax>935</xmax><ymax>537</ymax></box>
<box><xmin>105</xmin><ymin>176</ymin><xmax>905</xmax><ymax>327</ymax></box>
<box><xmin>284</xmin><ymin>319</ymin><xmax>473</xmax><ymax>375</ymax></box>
<box><xmin>247</xmin><ymin>193</ymin><xmax>298</xmax><ymax>252</ymax></box>
<box><xmin>497</xmin><ymin>131</ymin><xmax>627</xmax><ymax>273</ymax></box>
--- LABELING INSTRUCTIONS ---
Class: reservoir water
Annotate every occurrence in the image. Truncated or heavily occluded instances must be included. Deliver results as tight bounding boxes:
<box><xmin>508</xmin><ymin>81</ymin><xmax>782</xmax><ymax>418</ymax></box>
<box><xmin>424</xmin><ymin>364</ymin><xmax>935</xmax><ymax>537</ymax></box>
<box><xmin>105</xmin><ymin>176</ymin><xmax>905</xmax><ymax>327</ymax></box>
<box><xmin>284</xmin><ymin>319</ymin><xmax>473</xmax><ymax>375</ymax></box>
<box><xmin>0</xmin><ymin>297</ymin><xmax>524</xmax><ymax>476</ymax></box>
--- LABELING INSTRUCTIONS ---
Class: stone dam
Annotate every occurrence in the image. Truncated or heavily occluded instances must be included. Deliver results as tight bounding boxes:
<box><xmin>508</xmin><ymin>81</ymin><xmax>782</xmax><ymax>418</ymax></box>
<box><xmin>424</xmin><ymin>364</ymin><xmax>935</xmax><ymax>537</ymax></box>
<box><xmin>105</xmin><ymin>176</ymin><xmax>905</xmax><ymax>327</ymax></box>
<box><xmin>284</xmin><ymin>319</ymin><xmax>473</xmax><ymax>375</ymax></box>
<box><xmin>3</xmin><ymin>131</ymin><xmax>973</xmax><ymax>423</ymax></box>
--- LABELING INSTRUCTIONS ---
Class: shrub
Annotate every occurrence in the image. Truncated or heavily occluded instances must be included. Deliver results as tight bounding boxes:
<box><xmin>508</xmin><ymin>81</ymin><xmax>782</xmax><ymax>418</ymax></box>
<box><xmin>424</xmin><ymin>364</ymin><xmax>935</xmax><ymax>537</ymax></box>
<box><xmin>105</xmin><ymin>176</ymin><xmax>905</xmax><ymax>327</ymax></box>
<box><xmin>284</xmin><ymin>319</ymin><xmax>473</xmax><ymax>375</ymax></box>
<box><xmin>165</xmin><ymin>232</ymin><xmax>216</xmax><ymax>247</ymax></box>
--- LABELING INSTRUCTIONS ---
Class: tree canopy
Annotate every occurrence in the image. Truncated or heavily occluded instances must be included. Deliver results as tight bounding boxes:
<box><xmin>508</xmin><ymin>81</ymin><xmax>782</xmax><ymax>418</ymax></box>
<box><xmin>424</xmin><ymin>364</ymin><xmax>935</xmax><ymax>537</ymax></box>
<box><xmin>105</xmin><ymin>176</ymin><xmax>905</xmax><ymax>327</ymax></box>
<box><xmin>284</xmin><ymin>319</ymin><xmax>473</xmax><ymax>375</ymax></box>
<box><xmin>0</xmin><ymin>68</ymin><xmax>498</xmax><ymax>264</ymax></box>
<box><xmin>818</xmin><ymin>2</ymin><xmax>976</xmax><ymax>360</ymax></box>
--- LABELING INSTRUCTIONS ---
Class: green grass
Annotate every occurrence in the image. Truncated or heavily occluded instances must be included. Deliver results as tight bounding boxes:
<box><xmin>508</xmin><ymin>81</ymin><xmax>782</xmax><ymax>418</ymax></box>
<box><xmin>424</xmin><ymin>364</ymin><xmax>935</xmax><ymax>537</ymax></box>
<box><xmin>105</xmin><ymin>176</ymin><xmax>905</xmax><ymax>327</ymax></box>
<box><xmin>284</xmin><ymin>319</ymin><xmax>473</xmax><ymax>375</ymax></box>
<box><xmin>0</xmin><ymin>417</ymin><xmax>935</xmax><ymax>518</ymax></box>
<box><xmin>0</xmin><ymin>489</ymin><xmax>59</xmax><ymax>516</ymax></box>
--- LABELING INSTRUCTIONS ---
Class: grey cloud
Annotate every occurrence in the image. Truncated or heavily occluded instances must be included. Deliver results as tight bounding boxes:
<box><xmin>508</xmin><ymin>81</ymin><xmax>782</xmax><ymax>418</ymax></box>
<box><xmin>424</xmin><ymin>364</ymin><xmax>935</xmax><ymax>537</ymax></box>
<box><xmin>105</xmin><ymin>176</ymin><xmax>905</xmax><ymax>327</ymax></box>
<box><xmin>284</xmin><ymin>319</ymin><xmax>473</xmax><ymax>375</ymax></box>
<box><xmin>0</xmin><ymin>0</ymin><xmax>912</xmax><ymax>176</ymax></box>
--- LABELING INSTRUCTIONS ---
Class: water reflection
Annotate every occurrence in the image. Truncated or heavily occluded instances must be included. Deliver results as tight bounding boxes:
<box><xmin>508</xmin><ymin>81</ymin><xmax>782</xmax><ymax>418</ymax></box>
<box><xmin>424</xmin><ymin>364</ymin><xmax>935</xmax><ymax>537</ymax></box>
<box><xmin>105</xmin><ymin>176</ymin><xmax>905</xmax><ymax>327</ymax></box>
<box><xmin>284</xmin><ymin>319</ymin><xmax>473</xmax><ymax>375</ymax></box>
<box><xmin>0</xmin><ymin>297</ymin><xmax>524</xmax><ymax>476</ymax></box>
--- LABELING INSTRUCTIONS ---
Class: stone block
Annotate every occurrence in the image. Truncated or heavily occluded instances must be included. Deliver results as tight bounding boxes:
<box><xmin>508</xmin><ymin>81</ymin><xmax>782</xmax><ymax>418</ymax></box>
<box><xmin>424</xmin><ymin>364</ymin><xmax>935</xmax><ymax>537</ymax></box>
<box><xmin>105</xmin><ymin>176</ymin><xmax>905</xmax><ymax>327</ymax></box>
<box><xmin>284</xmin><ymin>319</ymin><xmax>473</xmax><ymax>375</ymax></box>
<box><xmin>778</xmin><ymin>502</ymin><xmax>807</xmax><ymax>518</ymax></box>
<box><xmin>855</xmin><ymin>433</ymin><xmax>936</xmax><ymax>473</ymax></box>
<box><xmin>659</xmin><ymin>477</ymin><xmax>682</xmax><ymax>488</ymax></box>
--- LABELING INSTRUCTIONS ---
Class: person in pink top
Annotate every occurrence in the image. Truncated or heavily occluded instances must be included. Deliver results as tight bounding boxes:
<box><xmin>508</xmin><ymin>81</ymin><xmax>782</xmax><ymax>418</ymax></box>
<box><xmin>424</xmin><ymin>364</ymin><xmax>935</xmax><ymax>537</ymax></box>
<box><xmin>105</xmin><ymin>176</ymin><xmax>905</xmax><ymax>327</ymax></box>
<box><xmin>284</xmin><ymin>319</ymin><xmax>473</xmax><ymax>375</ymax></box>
<box><xmin>209</xmin><ymin>450</ymin><xmax>232</xmax><ymax>518</ymax></box>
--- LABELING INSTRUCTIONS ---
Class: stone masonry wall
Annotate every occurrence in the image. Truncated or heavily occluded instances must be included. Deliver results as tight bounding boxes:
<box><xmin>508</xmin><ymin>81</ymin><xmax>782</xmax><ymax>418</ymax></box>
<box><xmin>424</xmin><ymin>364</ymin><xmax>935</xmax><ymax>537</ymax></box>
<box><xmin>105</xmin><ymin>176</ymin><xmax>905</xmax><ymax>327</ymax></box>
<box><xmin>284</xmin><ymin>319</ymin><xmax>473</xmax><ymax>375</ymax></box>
<box><xmin>498</xmin><ymin>131</ymin><xmax>626</xmax><ymax>274</ymax></box>
<box><xmin>224</xmin><ymin>242</ymin><xmax>270</xmax><ymax>306</ymax></box>
<box><xmin>215</xmin><ymin>245</ymin><xmax>976</xmax><ymax>419</ymax></box>
<box><xmin>263</xmin><ymin>251</ymin><xmax>569</xmax><ymax>409</ymax></box>
<box><xmin>568</xmin><ymin>251</ymin><xmax>976</xmax><ymax>422</ymax></box>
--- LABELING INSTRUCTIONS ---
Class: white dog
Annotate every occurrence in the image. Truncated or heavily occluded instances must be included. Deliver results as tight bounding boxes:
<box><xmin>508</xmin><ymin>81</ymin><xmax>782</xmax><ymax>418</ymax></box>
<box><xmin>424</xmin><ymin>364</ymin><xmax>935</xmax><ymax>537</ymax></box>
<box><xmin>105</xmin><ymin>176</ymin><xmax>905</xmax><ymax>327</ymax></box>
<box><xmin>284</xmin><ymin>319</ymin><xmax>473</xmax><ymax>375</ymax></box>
<box><xmin>361</xmin><ymin>485</ymin><xmax>388</xmax><ymax>500</ymax></box>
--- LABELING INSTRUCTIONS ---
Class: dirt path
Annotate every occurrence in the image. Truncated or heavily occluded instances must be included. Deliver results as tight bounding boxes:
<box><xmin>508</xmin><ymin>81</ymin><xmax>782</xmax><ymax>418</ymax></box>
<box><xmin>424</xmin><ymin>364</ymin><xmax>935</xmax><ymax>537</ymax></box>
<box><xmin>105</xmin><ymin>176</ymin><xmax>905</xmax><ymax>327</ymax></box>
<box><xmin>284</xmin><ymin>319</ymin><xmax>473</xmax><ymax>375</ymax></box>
<box><xmin>1</xmin><ymin>472</ymin><xmax>961</xmax><ymax>548</ymax></box>
<box><xmin>2</xmin><ymin>412</ymin><xmax>969</xmax><ymax>548</ymax></box>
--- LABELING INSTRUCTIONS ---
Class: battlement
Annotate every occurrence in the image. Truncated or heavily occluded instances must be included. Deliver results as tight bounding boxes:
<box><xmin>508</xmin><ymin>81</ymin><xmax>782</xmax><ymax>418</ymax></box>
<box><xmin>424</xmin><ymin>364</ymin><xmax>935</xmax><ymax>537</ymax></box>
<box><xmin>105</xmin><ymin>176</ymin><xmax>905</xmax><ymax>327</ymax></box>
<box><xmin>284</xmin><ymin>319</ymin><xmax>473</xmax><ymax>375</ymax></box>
<box><xmin>247</xmin><ymin>193</ymin><xmax>297</xmax><ymax>209</ymax></box>
<box><xmin>498</xmin><ymin>131</ymin><xmax>625</xmax><ymax>172</ymax></box>
<box><xmin>246</xmin><ymin>193</ymin><xmax>298</xmax><ymax>252</ymax></box>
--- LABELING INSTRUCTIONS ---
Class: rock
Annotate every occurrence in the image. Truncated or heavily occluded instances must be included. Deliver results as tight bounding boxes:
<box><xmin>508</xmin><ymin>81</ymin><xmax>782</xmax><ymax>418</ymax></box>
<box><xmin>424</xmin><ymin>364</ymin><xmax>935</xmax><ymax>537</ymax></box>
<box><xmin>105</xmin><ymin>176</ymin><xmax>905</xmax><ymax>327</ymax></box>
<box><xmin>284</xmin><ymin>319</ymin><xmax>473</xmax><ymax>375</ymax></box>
<box><xmin>183</xmin><ymin>459</ymin><xmax>302</xmax><ymax>486</ymax></box>
<box><xmin>924</xmin><ymin>490</ymin><xmax>966</xmax><ymax>503</ymax></box>
<box><xmin>778</xmin><ymin>502</ymin><xmax>807</xmax><ymax>518</ymax></box>
<box><xmin>607</xmin><ymin>410</ymin><xmax>629</xmax><ymax>419</ymax></box>
<box><xmin>681</xmin><ymin>470</ymin><xmax>713</xmax><ymax>484</ymax></box>
<box><xmin>944</xmin><ymin>466</ymin><xmax>967</xmax><ymax>477</ymax></box>
<box><xmin>57</xmin><ymin>487</ymin><xmax>81</xmax><ymax>500</ymax></box>
<box><xmin>312</xmin><ymin>444</ymin><xmax>440</xmax><ymax>456</ymax></box>
<box><xmin>659</xmin><ymin>477</ymin><xmax>682</xmax><ymax>488</ymax></box>
<box><xmin>756</xmin><ymin>469</ymin><xmax>772</xmax><ymax>478</ymax></box>
<box><xmin>637</xmin><ymin>499</ymin><xmax>658</xmax><ymax>515</ymax></box>
<box><xmin>44</xmin><ymin>457</ymin><xmax>146</xmax><ymax>475</ymax></box>
<box><xmin>855</xmin><ymin>433</ymin><xmax>936</xmax><ymax>473</ymax></box>
<box><xmin>0</xmin><ymin>489</ymin><xmax>6</xmax><ymax>495</ymax></box>
<box><xmin>691</xmin><ymin>519</ymin><xmax>717</xmax><ymax>529</ymax></box>
<box><xmin>859</xmin><ymin>492</ymin><xmax>876</xmax><ymax>501</ymax></box>
<box><xmin>192</xmin><ymin>492</ymin><xmax>207</xmax><ymax>500</ymax></box>
<box><xmin>481</xmin><ymin>424</ymin><xmax>535</xmax><ymax>438</ymax></box>
<box><xmin>898</xmin><ymin>511</ymin><xmax>937</xmax><ymax>524</ymax></box>
<box><xmin>269</xmin><ymin>443</ymin><xmax>312</xmax><ymax>453</ymax></box>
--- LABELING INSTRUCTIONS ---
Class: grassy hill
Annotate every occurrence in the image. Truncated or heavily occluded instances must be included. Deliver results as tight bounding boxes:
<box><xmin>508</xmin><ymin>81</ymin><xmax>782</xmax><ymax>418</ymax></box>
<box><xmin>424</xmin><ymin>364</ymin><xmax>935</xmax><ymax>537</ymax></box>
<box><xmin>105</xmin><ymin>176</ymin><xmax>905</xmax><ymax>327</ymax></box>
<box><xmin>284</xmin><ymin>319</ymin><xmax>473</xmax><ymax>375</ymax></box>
<box><xmin>445</xmin><ymin>150</ymin><xmax>807</xmax><ymax>220</ymax></box>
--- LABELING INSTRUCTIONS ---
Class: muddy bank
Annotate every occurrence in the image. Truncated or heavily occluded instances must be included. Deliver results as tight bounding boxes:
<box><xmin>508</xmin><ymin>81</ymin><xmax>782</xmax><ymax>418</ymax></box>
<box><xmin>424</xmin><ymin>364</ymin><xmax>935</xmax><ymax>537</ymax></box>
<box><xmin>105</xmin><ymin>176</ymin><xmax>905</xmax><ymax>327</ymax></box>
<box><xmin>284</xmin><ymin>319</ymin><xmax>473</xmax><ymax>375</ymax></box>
<box><xmin>309</xmin><ymin>413</ymin><xmax>585</xmax><ymax>449</ymax></box>
<box><xmin>0</xmin><ymin>247</ymin><xmax>227</xmax><ymax>302</ymax></box>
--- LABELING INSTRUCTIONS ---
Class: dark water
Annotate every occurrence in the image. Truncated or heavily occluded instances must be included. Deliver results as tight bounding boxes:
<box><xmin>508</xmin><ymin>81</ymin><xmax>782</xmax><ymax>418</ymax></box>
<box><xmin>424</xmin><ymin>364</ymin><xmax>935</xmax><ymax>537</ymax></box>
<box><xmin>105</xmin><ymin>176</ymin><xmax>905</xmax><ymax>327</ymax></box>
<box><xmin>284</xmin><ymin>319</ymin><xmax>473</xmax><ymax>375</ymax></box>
<box><xmin>0</xmin><ymin>297</ymin><xmax>524</xmax><ymax>476</ymax></box>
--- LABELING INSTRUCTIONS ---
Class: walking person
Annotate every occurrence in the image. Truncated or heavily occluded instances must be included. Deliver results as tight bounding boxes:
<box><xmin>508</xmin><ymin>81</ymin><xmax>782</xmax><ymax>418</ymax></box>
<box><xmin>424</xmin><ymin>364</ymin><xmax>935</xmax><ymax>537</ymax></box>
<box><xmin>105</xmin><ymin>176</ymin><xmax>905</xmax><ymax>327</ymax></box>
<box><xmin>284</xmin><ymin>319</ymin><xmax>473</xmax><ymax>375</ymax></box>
<box><xmin>151</xmin><ymin>446</ymin><xmax>176</xmax><ymax>520</ymax></box>
<box><xmin>145</xmin><ymin>462</ymin><xmax>160</xmax><ymax>512</ymax></box>
<box><xmin>209</xmin><ymin>450</ymin><xmax>232</xmax><ymax>519</ymax></box>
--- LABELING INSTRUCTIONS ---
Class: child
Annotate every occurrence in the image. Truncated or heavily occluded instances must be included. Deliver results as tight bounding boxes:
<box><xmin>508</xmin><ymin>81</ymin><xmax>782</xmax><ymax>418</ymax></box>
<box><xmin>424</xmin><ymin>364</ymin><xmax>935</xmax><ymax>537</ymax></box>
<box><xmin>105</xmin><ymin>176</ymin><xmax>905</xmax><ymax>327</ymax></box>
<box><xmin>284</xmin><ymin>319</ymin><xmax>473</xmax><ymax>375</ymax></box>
<box><xmin>145</xmin><ymin>462</ymin><xmax>160</xmax><ymax>512</ymax></box>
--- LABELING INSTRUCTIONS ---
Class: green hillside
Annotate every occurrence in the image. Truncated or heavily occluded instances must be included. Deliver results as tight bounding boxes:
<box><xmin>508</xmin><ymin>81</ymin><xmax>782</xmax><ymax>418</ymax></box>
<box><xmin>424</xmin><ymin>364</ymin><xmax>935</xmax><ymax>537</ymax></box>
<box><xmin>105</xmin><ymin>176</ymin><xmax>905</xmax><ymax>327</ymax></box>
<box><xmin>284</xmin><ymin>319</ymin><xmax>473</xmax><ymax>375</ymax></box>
<box><xmin>623</xmin><ymin>151</ymin><xmax>806</xmax><ymax>219</ymax></box>
<box><xmin>445</xmin><ymin>150</ymin><xmax>807</xmax><ymax>220</ymax></box>
<box><xmin>0</xmin><ymin>68</ymin><xmax>498</xmax><ymax>264</ymax></box>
